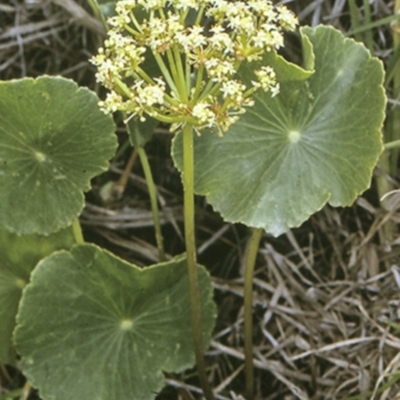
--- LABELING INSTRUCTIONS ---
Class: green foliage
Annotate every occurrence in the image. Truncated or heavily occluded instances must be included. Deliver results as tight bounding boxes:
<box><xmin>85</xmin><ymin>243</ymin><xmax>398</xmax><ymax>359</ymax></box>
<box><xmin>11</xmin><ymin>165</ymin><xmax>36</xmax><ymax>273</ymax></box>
<box><xmin>0</xmin><ymin>75</ymin><xmax>217</xmax><ymax>400</ymax></box>
<box><xmin>0</xmin><ymin>10</ymin><xmax>388</xmax><ymax>400</ymax></box>
<box><xmin>14</xmin><ymin>245</ymin><xmax>215</xmax><ymax>400</ymax></box>
<box><xmin>0</xmin><ymin>76</ymin><xmax>118</xmax><ymax>235</ymax></box>
<box><xmin>173</xmin><ymin>26</ymin><xmax>385</xmax><ymax>236</ymax></box>
<box><xmin>0</xmin><ymin>227</ymin><xmax>75</xmax><ymax>364</ymax></box>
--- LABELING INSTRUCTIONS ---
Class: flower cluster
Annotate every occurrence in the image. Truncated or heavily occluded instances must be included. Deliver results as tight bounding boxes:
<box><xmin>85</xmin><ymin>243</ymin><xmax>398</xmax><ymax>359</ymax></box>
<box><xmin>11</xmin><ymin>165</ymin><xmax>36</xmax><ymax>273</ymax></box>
<box><xmin>91</xmin><ymin>0</ymin><xmax>297</xmax><ymax>135</ymax></box>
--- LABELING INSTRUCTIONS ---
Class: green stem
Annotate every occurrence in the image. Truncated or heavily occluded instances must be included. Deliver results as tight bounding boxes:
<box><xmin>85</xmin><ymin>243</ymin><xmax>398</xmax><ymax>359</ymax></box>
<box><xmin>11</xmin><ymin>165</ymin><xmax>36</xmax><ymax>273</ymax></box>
<box><xmin>134</xmin><ymin>67</ymin><xmax>156</xmax><ymax>85</ymax></box>
<box><xmin>180</xmin><ymin>8</ymin><xmax>189</xmax><ymax>23</ymax></box>
<box><xmin>190</xmin><ymin>65</ymin><xmax>205</xmax><ymax>106</ymax></box>
<box><xmin>152</xmin><ymin>52</ymin><xmax>179</xmax><ymax>95</ymax></box>
<box><xmin>0</xmin><ymin>362</ymin><xmax>11</xmax><ymax>383</ymax></box>
<box><xmin>114</xmin><ymin>76</ymin><xmax>134</xmax><ymax>98</ymax></box>
<box><xmin>149</xmin><ymin>110</ymin><xmax>197</xmax><ymax>125</ymax></box>
<box><xmin>72</xmin><ymin>218</ymin><xmax>84</xmax><ymax>244</ymax></box>
<box><xmin>341</xmin><ymin>371</ymin><xmax>400</xmax><ymax>400</ymax></box>
<box><xmin>173</xmin><ymin>46</ymin><xmax>188</xmax><ymax>101</ymax></box>
<box><xmin>384</xmin><ymin>139</ymin><xmax>400</xmax><ymax>150</ymax></box>
<box><xmin>195</xmin><ymin>5</ymin><xmax>206</xmax><ymax>25</ymax></box>
<box><xmin>346</xmin><ymin>14</ymin><xmax>400</xmax><ymax>37</ymax></box>
<box><xmin>376</xmin><ymin>1</ymin><xmax>400</xmax><ymax>244</ymax></box>
<box><xmin>185</xmin><ymin>50</ymin><xmax>191</xmax><ymax>96</ymax></box>
<box><xmin>165</xmin><ymin>48</ymin><xmax>182</xmax><ymax>96</ymax></box>
<box><xmin>128</xmin><ymin>10</ymin><xmax>143</xmax><ymax>33</ymax></box>
<box><xmin>86</xmin><ymin>0</ymin><xmax>105</xmax><ymax>26</ymax></box>
<box><xmin>389</xmin><ymin>0</ymin><xmax>400</xmax><ymax>174</ymax></box>
<box><xmin>243</xmin><ymin>227</ymin><xmax>263</xmax><ymax>400</ymax></box>
<box><xmin>182</xmin><ymin>123</ymin><xmax>215</xmax><ymax>400</ymax></box>
<box><xmin>348</xmin><ymin>0</ymin><xmax>363</xmax><ymax>41</ymax></box>
<box><xmin>123</xmin><ymin>24</ymin><xmax>141</xmax><ymax>38</ymax></box>
<box><xmin>363</xmin><ymin>0</ymin><xmax>374</xmax><ymax>52</ymax></box>
<box><xmin>376</xmin><ymin>153</ymin><xmax>395</xmax><ymax>243</ymax></box>
<box><xmin>137</xmin><ymin>145</ymin><xmax>166</xmax><ymax>261</ymax></box>
<box><xmin>18</xmin><ymin>381</ymin><xmax>31</xmax><ymax>400</ymax></box>
<box><xmin>198</xmin><ymin>79</ymin><xmax>216</xmax><ymax>101</ymax></box>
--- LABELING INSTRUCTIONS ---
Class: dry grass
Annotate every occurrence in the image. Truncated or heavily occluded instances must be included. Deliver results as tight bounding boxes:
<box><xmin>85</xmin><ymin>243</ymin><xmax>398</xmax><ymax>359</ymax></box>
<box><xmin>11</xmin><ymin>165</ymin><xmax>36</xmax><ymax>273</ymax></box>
<box><xmin>0</xmin><ymin>0</ymin><xmax>102</xmax><ymax>82</ymax></box>
<box><xmin>1</xmin><ymin>0</ymin><xmax>400</xmax><ymax>399</ymax></box>
<box><xmin>209</xmin><ymin>202</ymin><xmax>400</xmax><ymax>400</ymax></box>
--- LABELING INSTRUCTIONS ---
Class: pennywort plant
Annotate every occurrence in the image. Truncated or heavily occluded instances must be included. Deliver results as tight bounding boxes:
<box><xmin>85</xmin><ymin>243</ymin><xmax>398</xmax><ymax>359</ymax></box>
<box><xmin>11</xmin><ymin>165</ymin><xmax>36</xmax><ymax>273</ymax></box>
<box><xmin>90</xmin><ymin>1</ymin><xmax>297</xmax><ymax>397</ymax></box>
<box><xmin>0</xmin><ymin>0</ymin><xmax>387</xmax><ymax>399</ymax></box>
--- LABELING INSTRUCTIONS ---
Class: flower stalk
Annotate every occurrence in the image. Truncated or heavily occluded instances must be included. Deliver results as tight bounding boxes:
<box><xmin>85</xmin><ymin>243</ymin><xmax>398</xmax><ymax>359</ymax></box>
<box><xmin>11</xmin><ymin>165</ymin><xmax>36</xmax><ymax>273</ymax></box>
<box><xmin>72</xmin><ymin>218</ymin><xmax>84</xmax><ymax>245</ymax></box>
<box><xmin>183</xmin><ymin>123</ymin><xmax>214</xmax><ymax>400</ymax></box>
<box><xmin>243</xmin><ymin>227</ymin><xmax>263</xmax><ymax>400</ymax></box>
<box><xmin>137</xmin><ymin>145</ymin><xmax>166</xmax><ymax>261</ymax></box>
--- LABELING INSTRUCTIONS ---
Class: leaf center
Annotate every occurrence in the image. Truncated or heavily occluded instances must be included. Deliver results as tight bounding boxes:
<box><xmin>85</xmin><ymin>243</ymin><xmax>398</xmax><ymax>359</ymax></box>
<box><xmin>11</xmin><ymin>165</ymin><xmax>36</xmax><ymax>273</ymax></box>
<box><xmin>34</xmin><ymin>151</ymin><xmax>46</xmax><ymax>162</ymax></box>
<box><xmin>120</xmin><ymin>319</ymin><xmax>134</xmax><ymax>331</ymax></box>
<box><xmin>288</xmin><ymin>130</ymin><xmax>301</xmax><ymax>143</ymax></box>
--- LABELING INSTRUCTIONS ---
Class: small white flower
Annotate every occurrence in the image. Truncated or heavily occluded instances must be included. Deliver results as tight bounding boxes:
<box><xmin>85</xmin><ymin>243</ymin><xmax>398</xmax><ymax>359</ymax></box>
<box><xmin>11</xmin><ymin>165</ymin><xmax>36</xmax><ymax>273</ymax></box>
<box><xmin>92</xmin><ymin>0</ymin><xmax>297</xmax><ymax>135</ymax></box>
<box><xmin>138</xmin><ymin>0</ymin><xmax>166</xmax><ymax>10</ymax></box>
<box><xmin>206</xmin><ymin>0</ymin><xmax>228</xmax><ymax>17</ymax></box>
<box><xmin>270</xmin><ymin>82</ymin><xmax>280</xmax><ymax>98</ymax></box>
<box><xmin>168</xmin><ymin>0</ymin><xmax>201</xmax><ymax>11</ymax></box>
<box><xmin>218</xmin><ymin>114</ymin><xmax>239</xmax><ymax>134</ymax></box>
<box><xmin>205</xmin><ymin>58</ymin><xmax>236</xmax><ymax>82</ymax></box>
<box><xmin>220</xmin><ymin>80</ymin><xmax>246</xmax><ymax>108</ymax></box>
<box><xmin>247</xmin><ymin>0</ymin><xmax>274</xmax><ymax>16</ymax></box>
<box><xmin>253</xmin><ymin>66</ymin><xmax>279</xmax><ymax>96</ymax></box>
<box><xmin>252</xmin><ymin>28</ymin><xmax>282</xmax><ymax>50</ymax></box>
<box><xmin>108</xmin><ymin>14</ymin><xmax>131</xmax><ymax>29</ymax></box>
<box><xmin>208</xmin><ymin>28</ymin><xmax>234</xmax><ymax>54</ymax></box>
<box><xmin>278</xmin><ymin>6</ymin><xmax>299</xmax><ymax>31</ymax></box>
<box><xmin>187</xmin><ymin>26</ymin><xmax>207</xmax><ymax>49</ymax></box>
<box><xmin>138</xmin><ymin>85</ymin><xmax>165</xmax><ymax>107</ymax></box>
<box><xmin>192</xmin><ymin>102</ymin><xmax>216</xmax><ymax>127</ymax></box>
<box><xmin>99</xmin><ymin>91</ymin><xmax>124</xmax><ymax>114</ymax></box>
<box><xmin>115</xmin><ymin>0</ymin><xmax>137</xmax><ymax>14</ymax></box>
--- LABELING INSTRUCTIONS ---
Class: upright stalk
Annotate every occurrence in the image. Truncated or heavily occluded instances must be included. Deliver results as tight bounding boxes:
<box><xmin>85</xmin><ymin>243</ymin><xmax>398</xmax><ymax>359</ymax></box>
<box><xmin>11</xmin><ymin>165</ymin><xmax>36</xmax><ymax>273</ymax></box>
<box><xmin>19</xmin><ymin>381</ymin><xmax>31</xmax><ymax>400</ymax></box>
<box><xmin>362</xmin><ymin>0</ymin><xmax>373</xmax><ymax>52</ymax></box>
<box><xmin>376</xmin><ymin>0</ymin><xmax>400</xmax><ymax>243</ymax></box>
<box><xmin>348</xmin><ymin>0</ymin><xmax>363</xmax><ymax>42</ymax></box>
<box><xmin>72</xmin><ymin>218</ymin><xmax>84</xmax><ymax>244</ymax></box>
<box><xmin>127</xmin><ymin>122</ymin><xmax>166</xmax><ymax>261</ymax></box>
<box><xmin>182</xmin><ymin>123</ymin><xmax>215</xmax><ymax>400</ymax></box>
<box><xmin>137</xmin><ymin>145</ymin><xmax>166</xmax><ymax>261</ymax></box>
<box><xmin>243</xmin><ymin>227</ymin><xmax>263</xmax><ymax>400</ymax></box>
<box><xmin>389</xmin><ymin>0</ymin><xmax>400</xmax><ymax>174</ymax></box>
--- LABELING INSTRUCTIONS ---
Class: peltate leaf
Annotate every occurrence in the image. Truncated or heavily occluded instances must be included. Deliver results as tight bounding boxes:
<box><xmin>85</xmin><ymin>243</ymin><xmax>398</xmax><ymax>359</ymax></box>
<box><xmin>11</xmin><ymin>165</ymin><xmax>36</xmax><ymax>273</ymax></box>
<box><xmin>0</xmin><ymin>76</ymin><xmax>117</xmax><ymax>235</ymax></box>
<box><xmin>172</xmin><ymin>25</ymin><xmax>385</xmax><ymax>236</ymax></box>
<box><xmin>0</xmin><ymin>227</ymin><xmax>74</xmax><ymax>364</ymax></box>
<box><xmin>14</xmin><ymin>244</ymin><xmax>216</xmax><ymax>400</ymax></box>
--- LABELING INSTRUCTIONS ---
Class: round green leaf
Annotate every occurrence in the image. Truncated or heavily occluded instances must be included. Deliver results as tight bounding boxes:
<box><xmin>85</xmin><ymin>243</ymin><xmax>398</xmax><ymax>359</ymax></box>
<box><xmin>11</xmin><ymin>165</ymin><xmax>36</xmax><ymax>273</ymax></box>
<box><xmin>0</xmin><ymin>76</ymin><xmax>117</xmax><ymax>235</ymax></box>
<box><xmin>14</xmin><ymin>244</ymin><xmax>216</xmax><ymax>400</ymax></box>
<box><xmin>0</xmin><ymin>227</ymin><xmax>74</xmax><ymax>364</ymax></box>
<box><xmin>172</xmin><ymin>26</ymin><xmax>385</xmax><ymax>236</ymax></box>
